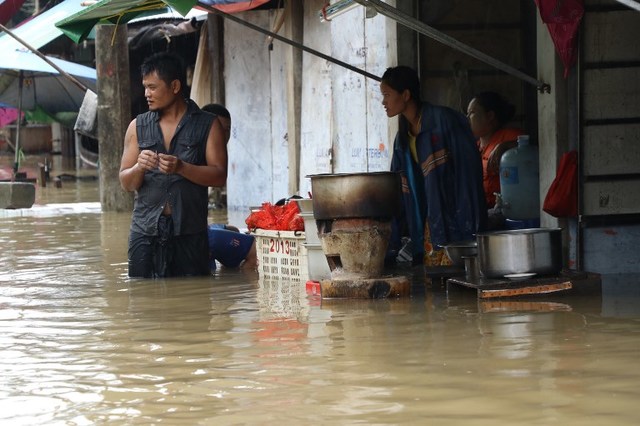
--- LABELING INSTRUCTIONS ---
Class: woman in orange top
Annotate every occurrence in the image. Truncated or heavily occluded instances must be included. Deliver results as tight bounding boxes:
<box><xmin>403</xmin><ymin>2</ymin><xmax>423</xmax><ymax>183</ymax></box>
<box><xmin>467</xmin><ymin>92</ymin><xmax>523</xmax><ymax>209</ymax></box>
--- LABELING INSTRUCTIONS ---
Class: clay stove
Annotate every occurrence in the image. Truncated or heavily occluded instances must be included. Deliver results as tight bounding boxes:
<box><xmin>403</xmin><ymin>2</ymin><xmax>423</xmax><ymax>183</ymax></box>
<box><xmin>308</xmin><ymin>172</ymin><xmax>410</xmax><ymax>299</ymax></box>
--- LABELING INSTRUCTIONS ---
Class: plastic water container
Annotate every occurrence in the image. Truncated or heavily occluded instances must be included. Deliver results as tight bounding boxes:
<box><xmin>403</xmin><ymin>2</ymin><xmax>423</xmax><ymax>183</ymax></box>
<box><xmin>499</xmin><ymin>135</ymin><xmax>540</xmax><ymax>220</ymax></box>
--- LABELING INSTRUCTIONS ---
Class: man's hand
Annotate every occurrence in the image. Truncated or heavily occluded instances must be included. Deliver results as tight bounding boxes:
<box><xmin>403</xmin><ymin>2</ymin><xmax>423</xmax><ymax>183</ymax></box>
<box><xmin>158</xmin><ymin>153</ymin><xmax>182</xmax><ymax>175</ymax></box>
<box><xmin>138</xmin><ymin>149</ymin><xmax>159</xmax><ymax>171</ymax></box>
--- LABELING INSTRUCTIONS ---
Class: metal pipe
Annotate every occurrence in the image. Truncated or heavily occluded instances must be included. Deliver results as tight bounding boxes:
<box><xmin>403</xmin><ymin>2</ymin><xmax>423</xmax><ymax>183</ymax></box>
<box><xmin>14</xmin><ymin>71</ymin><xmax>23</xmax><ymax>178</ymax></box>
<box><xmin>319</xmin><ymin>0</ymin><xmax>359</xmax><ymax>22</ymax></box>
<box><xmin>352</xmin><ymin>0</ymin><xmax>550</xmax><ymax>93</ymax></box>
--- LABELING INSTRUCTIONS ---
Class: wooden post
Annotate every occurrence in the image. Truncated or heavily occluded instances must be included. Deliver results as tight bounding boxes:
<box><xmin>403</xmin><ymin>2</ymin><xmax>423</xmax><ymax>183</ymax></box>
<box><xmin>38</xmin><ymin>163</ymin><xmax>46</xmax><ymax>188</ymax></box>
<box><xmin>207</xmin><ymin>15</ymin><xmax>225</xmax><ymax>104</ymax></box>
<box><xmin>95</xmin><ymin>24</ymin><xmax>133</xmax><ymax>212</ymax></box>
<box><xmin>284</xmin><ymin>1</ymin><xmax>303</xmax><ymax>196</ymax></box>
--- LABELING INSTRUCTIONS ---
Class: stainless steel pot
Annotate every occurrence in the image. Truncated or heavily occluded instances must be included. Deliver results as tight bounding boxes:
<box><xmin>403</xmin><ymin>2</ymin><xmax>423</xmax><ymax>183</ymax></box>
<box><xmin>476</xmin><ymin>228</ymin><xmax>563</xmax><ymax>278</ymax></box>
<box><xmin>307</xmin><ymin>172</ymin><xmax>402</xmax><ymax>220</ymax></box>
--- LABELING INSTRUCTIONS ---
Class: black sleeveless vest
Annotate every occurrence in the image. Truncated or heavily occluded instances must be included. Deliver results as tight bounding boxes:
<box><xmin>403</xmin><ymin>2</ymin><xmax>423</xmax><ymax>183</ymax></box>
<box><xmin>130</xmin><ymin>100</ymin><xmax>215</xmax><ymax>236</ymax></box>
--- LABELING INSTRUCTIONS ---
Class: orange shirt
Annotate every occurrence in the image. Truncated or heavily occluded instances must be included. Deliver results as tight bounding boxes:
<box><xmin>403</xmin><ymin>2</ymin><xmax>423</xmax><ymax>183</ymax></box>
<box><xmin>477</xmin><ymin>128</ymin><xmax>523</xmax><ymax>207</ymax></box>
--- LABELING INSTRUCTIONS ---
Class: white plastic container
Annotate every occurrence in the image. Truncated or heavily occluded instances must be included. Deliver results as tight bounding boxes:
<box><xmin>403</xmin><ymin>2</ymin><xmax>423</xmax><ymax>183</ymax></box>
<box><xmin>252</xmin><ymin>229</ymin><xmax>309</xmax><ymax>282</ymax></box>
<box><xmin>499</xmin><ymin>135</ymin><xmax>540</xmax><ymax>220</ymax></box>
<box><xmin>303</xmin><ymin>243</ymin><xmax>331</xmax><ymax>281</ymax></box>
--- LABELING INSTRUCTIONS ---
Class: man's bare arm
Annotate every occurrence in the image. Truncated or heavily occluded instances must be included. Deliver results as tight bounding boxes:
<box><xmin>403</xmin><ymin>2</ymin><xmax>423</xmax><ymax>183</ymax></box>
<box><xmin>119</xmin><ymin>119</ymin><xmax>159</xmax><ymax>192</ymax></box>
<box><xmin>157</xmin><ymin>118</ymin><xmax>228</xmax><ymax>187</ymax></box>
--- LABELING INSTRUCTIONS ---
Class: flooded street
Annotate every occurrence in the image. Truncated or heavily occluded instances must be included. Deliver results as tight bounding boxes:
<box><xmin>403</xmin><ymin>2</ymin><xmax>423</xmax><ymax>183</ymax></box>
<box><xmin>1</xmin><ymin>156</ymin><xmax>640</xmax><ymax>425</ymax></box>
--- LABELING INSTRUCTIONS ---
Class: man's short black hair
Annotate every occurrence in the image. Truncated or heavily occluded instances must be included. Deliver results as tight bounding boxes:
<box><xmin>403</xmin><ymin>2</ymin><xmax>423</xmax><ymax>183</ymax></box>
<box><xmin>202</xmin><ymin>103</ymin><xmax>231</xmax><ymax>120</ymax></box>
<box><xmin>140</xmin><ymin>52</ymin><xmax>187</xmax><ymax>96</ymax></box>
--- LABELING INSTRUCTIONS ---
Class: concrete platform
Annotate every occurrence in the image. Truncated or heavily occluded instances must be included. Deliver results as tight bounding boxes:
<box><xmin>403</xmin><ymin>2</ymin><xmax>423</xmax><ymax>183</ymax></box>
<box><xmin>0</xmin><ymin>182</ymin><xmax>36</xmax><ymax>209</ymax></box>
<box><xmin>0</xmin><ymin>201</ymin><xmax>101</xmax><ymax>218</ymax></box>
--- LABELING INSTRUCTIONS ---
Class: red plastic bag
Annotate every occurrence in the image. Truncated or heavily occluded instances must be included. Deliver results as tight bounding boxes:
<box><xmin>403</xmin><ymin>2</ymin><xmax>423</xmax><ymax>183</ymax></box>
<box><xmin>543</xmin><ymin>150</ymin><xmax>578</xmax><ymax>217</ymax></box>
<box><xmin>245</xmin><ymin>201</ymin><xmax>303</xmax><ymax>231</ymax></box>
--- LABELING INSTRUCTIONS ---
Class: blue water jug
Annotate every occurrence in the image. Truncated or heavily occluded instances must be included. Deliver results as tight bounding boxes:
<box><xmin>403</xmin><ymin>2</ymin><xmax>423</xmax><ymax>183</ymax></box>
<box><xmin>499</xmin><ymin>135</ymin><xmax>540</xmax><ymax>221</ymax></box>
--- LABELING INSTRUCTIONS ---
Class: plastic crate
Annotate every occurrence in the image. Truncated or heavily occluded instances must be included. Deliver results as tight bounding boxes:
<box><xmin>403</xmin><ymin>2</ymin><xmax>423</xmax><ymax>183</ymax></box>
<box><xmin>252</xmin><ymin>229</ymin><xmax>309</xmax><ymax>282</ymax></box>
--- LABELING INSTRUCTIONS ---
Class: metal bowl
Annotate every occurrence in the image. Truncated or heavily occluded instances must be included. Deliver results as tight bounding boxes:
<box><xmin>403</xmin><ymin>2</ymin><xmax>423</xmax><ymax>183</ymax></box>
<box><xmin>443</xmin><ymin>240</ymin><xmax>478</xmax><ymax>266</ymax></box>
<box><xmin>307</xmin><ymin>172</ymin><xmax>402</xmax><ymax>220</ymax></box>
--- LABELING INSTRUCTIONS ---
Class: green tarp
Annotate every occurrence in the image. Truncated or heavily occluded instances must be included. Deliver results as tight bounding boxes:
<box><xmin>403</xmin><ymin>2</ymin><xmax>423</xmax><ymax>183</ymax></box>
<box><xmin>55</xmin><ymin>0</ymin><xmax>197</xmax><ymax>43</ymax></box>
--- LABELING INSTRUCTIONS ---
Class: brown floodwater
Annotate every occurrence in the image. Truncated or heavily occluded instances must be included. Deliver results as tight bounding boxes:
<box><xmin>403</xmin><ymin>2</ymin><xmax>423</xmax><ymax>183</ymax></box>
<box><xmin>1</xmin><ymin>155</ymin><xmax>639</xmax><ymax>424</ymax></box>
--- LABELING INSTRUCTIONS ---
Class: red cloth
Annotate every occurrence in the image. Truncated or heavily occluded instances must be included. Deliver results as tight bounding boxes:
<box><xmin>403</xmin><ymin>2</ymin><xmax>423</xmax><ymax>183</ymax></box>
<box><xmin>543</xmin><ymin>150</ymin><xmax>578</xmax><ymax>217</ymax></box>
<box><xmin>534</xmin><ymin>0</ymin><xmax>584</xmax><ymax>78</ymax></box>
<box><xmin>245</xmin><ymin>202</ymin><xmax>304</xmax><ymax>231</ymax></box>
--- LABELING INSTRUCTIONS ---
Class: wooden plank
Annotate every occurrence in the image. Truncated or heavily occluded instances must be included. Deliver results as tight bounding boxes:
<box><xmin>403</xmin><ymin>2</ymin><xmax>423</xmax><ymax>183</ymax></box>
<box><xmin>430</xmin><ymin>0</ymin><xmax>522</xmax><ymax>25</ymax></box>
<box><xmin>479</xmin><ymin>300</ymin><xmax>573</xmax><ymax>313</ymax></box>
<box><xmin>583</xmin><ymin>10</ymin><xmax>640</xmax><ymax>63</ymax></box>
<box><xmin>331</xmin><ymin>5</ymin><xmax>368</xmax><ymax>172</ymax></box>
<box><xmin>365</xmin><ymin>10</ymin><xmax>396</xmax><ymax>172</ymax></box>
<box><xmin>583</xmin><ymin>123</ymin><xmax>640</xmax><ymax>176</ymax></box>
<box><xmin>583</xmin><ymin>68</ymin><xmax>640</xmax><ymax>120</ymax></box>
<box><xmin>299</xmin><ymin>0</ymin><xmax>333</xmax><ymax>196</ymax></box>
<box><xmin>478</xmin><ymin>281</ymin><xmax>572</xmax><ymax>299</ymax></box>
<box><xmin>225</xmin><ymin>11</ymin><xmax>274</xmax><ymax>208</ymax></box>
<box><xmin>583</xmin><ymin>179</ymin><xmax>640</xmax><ymax>215</ymax></box>
<box><xmin>269</xmin><ymin>13</ymin><xmax>290</xmax><ymax>200</ymax></box>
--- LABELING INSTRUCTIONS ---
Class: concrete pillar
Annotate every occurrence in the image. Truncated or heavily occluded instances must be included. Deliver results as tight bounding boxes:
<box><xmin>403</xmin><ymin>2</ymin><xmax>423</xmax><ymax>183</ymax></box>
<box><xmin>95</xmin><ymin>24</ymin><xmax>133</xmax><ymax>212</ymax></box>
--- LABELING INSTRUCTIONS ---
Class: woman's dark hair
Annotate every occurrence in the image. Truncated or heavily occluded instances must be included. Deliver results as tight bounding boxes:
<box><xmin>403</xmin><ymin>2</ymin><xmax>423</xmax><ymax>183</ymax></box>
<box><xmin>202</xmin><ymin>103</ymin><xmax>231</xmax><ymax>119</ymax></box>
<box><xmin>381</xmin><ymin>66</ymin><xmax>421</xmax><ymax>141</ymax></box>
<box><xmin>472</xmin><ymin>91</ymin><xmax>516</xmax><ymax>127</ymax></box>
<box><xmin>140</xmin><ymin>52</ymin><xmax>187</xmax><ymax>96</ymax></box>
<box><xmin>381</xmin><ymin>66</ymin><xmax>421</xmax><ymax>103</ymax></box>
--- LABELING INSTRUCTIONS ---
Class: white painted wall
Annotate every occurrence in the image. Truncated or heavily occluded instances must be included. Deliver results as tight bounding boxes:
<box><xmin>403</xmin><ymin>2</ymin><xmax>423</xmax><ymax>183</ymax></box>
<box><xmin>224</xmin><ymin>2</ymin><xmax>397</xmax><ymax>225</ymax></box>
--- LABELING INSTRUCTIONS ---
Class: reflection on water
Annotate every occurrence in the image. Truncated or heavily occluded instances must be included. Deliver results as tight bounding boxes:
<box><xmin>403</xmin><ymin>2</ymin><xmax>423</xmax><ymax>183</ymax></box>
<box><xmin>1</xmin><ymin>160</ymin><xmax>640</xmax><ymax>424</ymax></box>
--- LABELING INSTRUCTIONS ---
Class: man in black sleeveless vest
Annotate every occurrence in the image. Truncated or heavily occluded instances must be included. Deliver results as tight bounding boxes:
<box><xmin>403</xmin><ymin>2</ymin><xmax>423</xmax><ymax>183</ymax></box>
<box><xmin>119</xmin><ymin>52</ymin><xmax>228</xmax><ymax>278</ymax></box>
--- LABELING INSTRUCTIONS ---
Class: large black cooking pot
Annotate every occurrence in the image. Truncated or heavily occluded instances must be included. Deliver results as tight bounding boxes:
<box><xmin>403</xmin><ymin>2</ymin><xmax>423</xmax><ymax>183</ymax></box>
<box><xmin>476</xmin><ymin>228</ymin><xmax>563</xmax><ymax>278</ymax></box>
<box><xmin>308</xmin><ymin>172</ymin><xmax>402</xmax><ymax>220</ymax></box>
